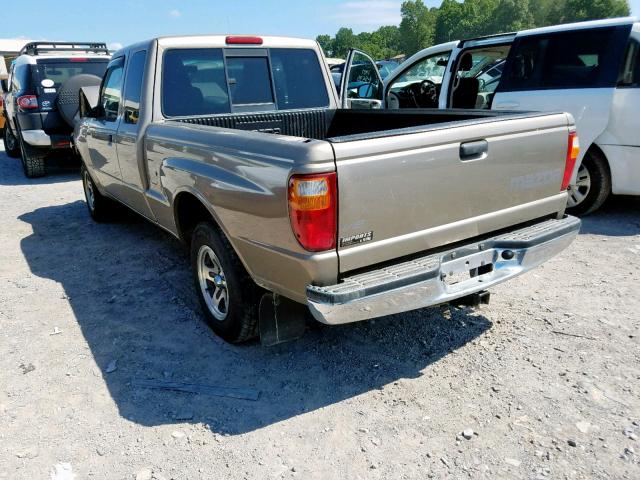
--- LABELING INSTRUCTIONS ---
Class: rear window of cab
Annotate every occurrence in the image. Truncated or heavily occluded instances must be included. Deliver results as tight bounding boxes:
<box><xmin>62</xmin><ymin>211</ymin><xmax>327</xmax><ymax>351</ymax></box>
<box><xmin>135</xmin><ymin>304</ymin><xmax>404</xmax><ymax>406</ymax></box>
<box><xmin>161</xmin><ymin>48</ymin><xmax>330</xmax><ymax>117</ymax></box>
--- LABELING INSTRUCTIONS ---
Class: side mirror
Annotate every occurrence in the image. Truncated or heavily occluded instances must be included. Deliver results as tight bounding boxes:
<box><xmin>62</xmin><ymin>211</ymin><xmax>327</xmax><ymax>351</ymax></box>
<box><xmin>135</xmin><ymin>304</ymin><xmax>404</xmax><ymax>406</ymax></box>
<box><xmin>436</xmin><ymin>58</ymin><xmax>449</xmax><ymax>67</ymax></box>
<box><xmin>357</xmin><ymin>83</ymin><xmax>375</xmax><ymax>99</ymax></box>
<box><xmin>78</xmin><ymin>86</ymin><xmax>100</xmax><ymax>119</ymax></box>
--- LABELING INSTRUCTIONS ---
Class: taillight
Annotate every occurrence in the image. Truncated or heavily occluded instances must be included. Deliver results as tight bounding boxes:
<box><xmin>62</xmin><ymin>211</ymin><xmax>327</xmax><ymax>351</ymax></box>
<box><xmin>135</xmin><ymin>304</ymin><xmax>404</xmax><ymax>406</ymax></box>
<box><xmin>288</xmin><ymin>172</ymin><xmax>337</xmax><ymax>251</ymax></box>
<box><xmin>225</xmin><ymin>36</ymin><xmax>263</xmax><ymax>45</ymax></box>
<box><xmin>0</xmin><ymin>97</ymin><xmax>4</xmax><ymax>108</ymax></box>
<box><xmin>69</xmin><ymin>57</ymin><xmax>88</xmax><ymax>62</ymax></box>
<box><xmin>17</xmin><ymin>95</ymin><xmax>38</xmax><ymax>111</ymax></box>
<box><xmin>561</xmin><ymin>131</ymin><xmax>580</xmax><ymax>191</ymax></box>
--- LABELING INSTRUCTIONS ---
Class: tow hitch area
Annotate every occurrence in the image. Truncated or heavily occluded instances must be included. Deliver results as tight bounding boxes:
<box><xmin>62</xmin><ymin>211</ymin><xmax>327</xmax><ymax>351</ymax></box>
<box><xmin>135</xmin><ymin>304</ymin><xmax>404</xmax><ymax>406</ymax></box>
<box><xmin>450</xmin><ymin>290</ymin><xmax>491</xmax><ymax>308</ymax></box>
<box><xmin>259</xmin><ymin>293</ymin><xmax>308</xmax><ymax>346</ymax></box>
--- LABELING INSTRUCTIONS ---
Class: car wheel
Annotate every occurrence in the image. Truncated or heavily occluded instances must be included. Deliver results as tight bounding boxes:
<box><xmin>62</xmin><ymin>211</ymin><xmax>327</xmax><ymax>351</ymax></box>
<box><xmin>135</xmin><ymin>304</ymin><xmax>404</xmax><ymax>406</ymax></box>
<box><xmin>81</xmin><ymin>163</ymin><xmax>116</xmax><ymax>222</ymax></box>
<box><xmin>191</xmin><ymin>221</ymin><xmax>261</xmax><ymax>343</ymax></box>
<box><xmin>18</xmin><ymin>133</ymin><xmax>46</xmax><ymax>178</ymax></box>
<box><xmin>566</xmin><ymin>150</ymin><xmax>611</xmax><ymax>216</ymax></box>
<box><xmin>3</xmin><ymin>124</ymin><xmax>21</xmax><ymax>158</ymax></box>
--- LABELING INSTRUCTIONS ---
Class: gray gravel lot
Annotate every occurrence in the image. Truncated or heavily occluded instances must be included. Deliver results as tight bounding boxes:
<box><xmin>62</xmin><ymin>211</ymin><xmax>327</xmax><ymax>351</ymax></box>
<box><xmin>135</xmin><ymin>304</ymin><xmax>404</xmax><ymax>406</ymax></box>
<box><xmin>1</xmin><ymin>144</ymin><xmax>639</xmax><ymax>480</ymax></box>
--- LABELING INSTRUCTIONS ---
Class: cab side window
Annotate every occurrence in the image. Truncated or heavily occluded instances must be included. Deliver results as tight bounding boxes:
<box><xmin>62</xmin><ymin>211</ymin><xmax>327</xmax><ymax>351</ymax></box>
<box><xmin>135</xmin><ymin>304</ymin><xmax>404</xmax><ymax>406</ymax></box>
<box><xmin>618</xmin><ymin>39</ymin><xmax>640</xmax><ymax>88</ymax></box>
<box><xmin>123</xmin><ymin>51</ymin><xmax>147</xmax><ymax>124</ymax></box>
<box><xmin>99</xmin><ymin>57</ymin><xmax>125</xmax><ymax>122</ymax></box>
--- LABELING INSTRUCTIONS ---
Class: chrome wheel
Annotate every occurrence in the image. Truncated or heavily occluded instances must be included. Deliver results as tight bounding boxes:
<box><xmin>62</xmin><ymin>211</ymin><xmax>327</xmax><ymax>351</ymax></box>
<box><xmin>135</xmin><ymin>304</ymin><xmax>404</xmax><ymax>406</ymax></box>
<box><xmin>567</xmin><ymin>163</ymin><xmax>591</xmax><ymax>207</ymax></box>
<box><xmin>197</xmin><ymin>245</ymin><xmax>229</xmax><ymax>321</ymax></box>
<box><xmin>83</xmin><ymin>169</ymin><xmax>95</xmax><ymax>211</ymax></box>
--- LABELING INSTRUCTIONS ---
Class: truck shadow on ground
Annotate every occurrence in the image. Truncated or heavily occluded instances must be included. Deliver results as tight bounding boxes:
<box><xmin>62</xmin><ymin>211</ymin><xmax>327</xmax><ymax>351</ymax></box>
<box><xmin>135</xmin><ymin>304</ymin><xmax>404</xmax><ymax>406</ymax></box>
<box><xmin>579</xmin><ymin>195</ymin><xmax>640</xmax><ymax>236</ymax></box>
<box><xmin>20</xmin><ymin>201</ymin><xmax>494</xmax><ymax>435</ymax></box>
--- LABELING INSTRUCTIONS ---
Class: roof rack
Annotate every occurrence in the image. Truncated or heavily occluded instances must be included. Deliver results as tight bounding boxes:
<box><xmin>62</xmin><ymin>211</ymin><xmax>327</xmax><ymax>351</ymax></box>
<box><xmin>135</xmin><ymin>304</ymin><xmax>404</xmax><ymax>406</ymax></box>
<box><xmin>19</xmin><ymin>42</ymin><xmax>110</xmax><ymax>56</ymax></box>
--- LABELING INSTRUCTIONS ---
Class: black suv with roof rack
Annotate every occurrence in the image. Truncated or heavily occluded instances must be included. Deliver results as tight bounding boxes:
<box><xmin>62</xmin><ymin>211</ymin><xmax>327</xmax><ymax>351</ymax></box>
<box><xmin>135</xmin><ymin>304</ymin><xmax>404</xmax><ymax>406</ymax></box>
<box><xmin>1</xmin><ymin>42</ymin><xmax>110</xmax><ymax>177</ymax></box>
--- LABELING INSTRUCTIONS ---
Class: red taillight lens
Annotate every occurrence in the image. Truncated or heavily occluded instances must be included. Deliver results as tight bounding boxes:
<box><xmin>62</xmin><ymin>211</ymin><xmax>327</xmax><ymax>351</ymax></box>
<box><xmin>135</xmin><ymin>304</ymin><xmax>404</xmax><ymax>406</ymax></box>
<box><xmin>288</xmin><ymin>172</ymin><xmax>337</xmax><ymax>252</ymax></box>
<box><xmin>0</xmin><ymin>97</ymin><xmax>4</xmax><ymax>108</ymax></box>
<box><xmin>562</xmin><ymin>131</ymin><xmax>580</xmax><ymax>191</ymax></box>
<box><xmin>69</xmin><ymin>57</ymin><xmax>88</xmax><ymax>62</ymax></box>
<box><xmin>17</xmin><ymin>95</ymin><xmax>38</xmax><ymax>111</ymax></box>
<box><xmin>225</xmin><ymin>36</ymin><xmax>263</xmax><ymax>45</ymax></box>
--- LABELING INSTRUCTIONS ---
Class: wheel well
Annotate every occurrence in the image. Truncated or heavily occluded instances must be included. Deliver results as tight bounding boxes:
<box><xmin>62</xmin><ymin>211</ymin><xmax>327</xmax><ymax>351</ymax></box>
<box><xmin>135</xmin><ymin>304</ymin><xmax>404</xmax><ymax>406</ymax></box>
<box><xmin>174</xmin><ymin>192</ymin><xmax>215</xmax><ymax>243</ymax></box>
<box><xmin>585</xmin><ymin>143</ymin><xmax>610</xmax><ymax>174</ymax></box>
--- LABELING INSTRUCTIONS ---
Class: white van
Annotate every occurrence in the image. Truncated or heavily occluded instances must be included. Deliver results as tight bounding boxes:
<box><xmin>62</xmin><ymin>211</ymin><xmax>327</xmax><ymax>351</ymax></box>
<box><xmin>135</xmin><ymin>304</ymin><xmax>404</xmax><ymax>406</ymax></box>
<box><xmin>345</xmin><ymin>17</ymin><xmax>640</xmax><ymax>215</ymax></box>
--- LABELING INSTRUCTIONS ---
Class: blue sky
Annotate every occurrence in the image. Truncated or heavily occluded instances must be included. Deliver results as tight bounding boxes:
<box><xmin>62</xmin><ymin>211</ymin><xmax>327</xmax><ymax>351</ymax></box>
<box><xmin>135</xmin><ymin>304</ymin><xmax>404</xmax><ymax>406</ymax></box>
<box><xmin>2</xmin><ymin>0</ymin><xmax>639</xmax><ymax>49</ymax></box>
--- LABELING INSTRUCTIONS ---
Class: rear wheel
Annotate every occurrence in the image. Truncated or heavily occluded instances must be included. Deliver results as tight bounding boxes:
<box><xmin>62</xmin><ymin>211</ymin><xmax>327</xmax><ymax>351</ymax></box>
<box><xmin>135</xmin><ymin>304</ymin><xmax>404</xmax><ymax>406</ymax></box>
<box><xmin>191</xmin><ymin>221</ymin><xmax>261</xmax><ymax>343</ymax></box>
<box><xmin>3</xmin><ymin>124</ymin><xmax>21</xmax><ymax>158</ymax></box>
<box><xmin>18</xmin><ymin>133</ymin><xmax>46</xmax><ymax>178</ymax></box>
<box><xmin>566</xmin><ymin>150</ymin><xmax>611</xmax><ymax>216</ymax></box>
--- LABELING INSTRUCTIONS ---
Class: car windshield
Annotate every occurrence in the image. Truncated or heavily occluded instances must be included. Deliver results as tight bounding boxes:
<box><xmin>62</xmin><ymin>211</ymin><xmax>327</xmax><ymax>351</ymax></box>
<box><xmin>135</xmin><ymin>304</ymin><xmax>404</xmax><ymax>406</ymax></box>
<box><xmin>37</xmin><ymin>60</ymin><xmax>109</xmax><ymax>88</ymax></box>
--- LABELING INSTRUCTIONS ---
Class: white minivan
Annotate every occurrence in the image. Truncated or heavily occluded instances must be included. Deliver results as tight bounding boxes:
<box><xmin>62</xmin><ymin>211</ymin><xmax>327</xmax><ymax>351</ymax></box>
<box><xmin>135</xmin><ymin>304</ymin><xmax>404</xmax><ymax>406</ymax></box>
<box><xmin>343</xmin><ymin>17</ymin><xmax>640</xmax><ymax>215</ymax></box>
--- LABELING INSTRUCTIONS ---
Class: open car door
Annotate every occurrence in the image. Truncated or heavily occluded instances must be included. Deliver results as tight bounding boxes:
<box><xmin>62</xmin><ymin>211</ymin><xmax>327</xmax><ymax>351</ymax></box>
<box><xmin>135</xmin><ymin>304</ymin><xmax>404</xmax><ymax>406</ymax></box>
<box><xmin>340</xmin><ymin>49</ymin><xmax>383</xmax><ymax>109</ymax></box>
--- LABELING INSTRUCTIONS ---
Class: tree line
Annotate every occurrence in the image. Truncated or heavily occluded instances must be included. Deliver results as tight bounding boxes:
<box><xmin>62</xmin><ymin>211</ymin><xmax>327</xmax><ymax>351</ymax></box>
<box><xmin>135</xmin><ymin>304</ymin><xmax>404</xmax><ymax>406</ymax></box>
<box><xmin>317</xmin><ymin>0</ymin><xmax>631</xmax><ymax>59</ymax></box>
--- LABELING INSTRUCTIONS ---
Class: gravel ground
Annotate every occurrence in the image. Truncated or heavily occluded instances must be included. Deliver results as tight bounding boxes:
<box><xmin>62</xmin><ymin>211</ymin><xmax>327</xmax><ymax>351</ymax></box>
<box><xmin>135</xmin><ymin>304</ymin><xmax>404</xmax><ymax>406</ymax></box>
<box><xmin>1</xmin><ymin>144</ymin><xmax>639</xmax><ymax>480</ymax></box>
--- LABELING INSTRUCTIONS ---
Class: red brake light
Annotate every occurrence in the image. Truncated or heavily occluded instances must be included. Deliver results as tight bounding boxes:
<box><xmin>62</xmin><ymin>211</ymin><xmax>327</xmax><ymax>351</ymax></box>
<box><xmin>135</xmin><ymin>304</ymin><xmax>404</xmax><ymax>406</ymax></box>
<box><xmin>225</xmin><ymin>36</ymin><xmax>263</xmax><ymax>45</ymax></box>
<box><xmin>562</xmin><ymin>131</ymin><xmax>580</xmax><ymax>191</ymax></box>
<box><xmin>288</xmin><ymin>172</ymin><xmax>337</xmax><ymax>252</ymax></box>
<box><xmin>69</xmin><ymin>57</ymin><xmax>88</xmax><ymax>62</ymax></box>
<box><xmin>0</xmin><ymin>97</ymin><xmax>4</xmax><ymax>108</ymax></box>
<box><xmin>17</xmin><ymin>95</ymin><xmax>38</xmax><ymax>111</ymax></box>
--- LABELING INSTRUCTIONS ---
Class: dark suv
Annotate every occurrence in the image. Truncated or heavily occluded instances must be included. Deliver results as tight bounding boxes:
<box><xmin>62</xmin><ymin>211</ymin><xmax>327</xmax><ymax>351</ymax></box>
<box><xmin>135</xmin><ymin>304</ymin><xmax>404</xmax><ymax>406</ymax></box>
<box><xmin>2</xmin><ymin>42</ymin><xmax>110</xmax><ymax>177</ymax></box>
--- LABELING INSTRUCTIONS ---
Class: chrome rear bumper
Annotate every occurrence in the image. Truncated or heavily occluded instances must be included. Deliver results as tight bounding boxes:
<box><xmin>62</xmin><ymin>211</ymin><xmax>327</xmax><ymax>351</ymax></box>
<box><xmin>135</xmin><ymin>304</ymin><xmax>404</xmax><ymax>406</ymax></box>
<box><xmin>307</xmin><ymin>215</ymin><xmax>580</xmax><ymax>325</ymax></box>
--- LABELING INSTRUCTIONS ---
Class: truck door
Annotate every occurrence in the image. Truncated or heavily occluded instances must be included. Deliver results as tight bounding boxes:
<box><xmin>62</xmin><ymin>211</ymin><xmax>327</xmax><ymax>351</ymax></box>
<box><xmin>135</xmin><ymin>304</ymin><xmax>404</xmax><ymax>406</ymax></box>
<box><xmin>492</xmin><ymin>23</ymin><xmax>632</xmax><ymax>174</ymax></box>
<box><xmin>340</xmin><ymin>49</ymin><xmax>383</xmax><ymax>109</ymax></box>
<box><xmin>114</xmin><ymin>49</ymin><xmax>155</xmax><ymax>219</ymax></box>
<box><xmin>86</xmin><ymin>56</ymin><xmax>125</xmax><ymax>190</ymax></box>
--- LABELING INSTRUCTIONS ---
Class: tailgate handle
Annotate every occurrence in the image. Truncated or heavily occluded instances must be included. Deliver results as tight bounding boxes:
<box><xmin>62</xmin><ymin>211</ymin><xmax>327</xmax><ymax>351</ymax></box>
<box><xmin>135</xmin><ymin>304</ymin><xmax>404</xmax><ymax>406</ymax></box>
<box><xmin>460</xmin><ymin>140</ymin><xmax>488</xmax><ymax>161</ymax></box>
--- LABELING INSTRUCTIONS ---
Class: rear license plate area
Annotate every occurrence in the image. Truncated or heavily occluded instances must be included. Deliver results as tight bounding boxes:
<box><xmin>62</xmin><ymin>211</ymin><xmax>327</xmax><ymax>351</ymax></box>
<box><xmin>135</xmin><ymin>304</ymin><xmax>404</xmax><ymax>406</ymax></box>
<box><xmin>441</xmin><ymin>251</ymin><xmax>495</xmax><ymax>287</ymax></box>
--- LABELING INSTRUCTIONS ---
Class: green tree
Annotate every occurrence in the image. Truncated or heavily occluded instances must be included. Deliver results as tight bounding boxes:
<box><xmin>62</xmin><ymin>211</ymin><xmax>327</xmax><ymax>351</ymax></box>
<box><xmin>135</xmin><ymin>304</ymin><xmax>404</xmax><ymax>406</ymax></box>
<box><xmin>332</xmin><ymin>27</ymin><xmax>357</xmax><ymax>58</ymax></box>
<box><xmin>399</xmin><ymin>0</ymin><xmax>438</xmax><ymax>56</ymax></box>
<box><xmin>491</xmin><ymin>0</ymin><xmax>535</xmax><ymax>33</ymax></box>
<box><xmin>316</xmin><ymin>34</ymin><xmax>335</xmax><ymax>57</ymax></box>
<box><xmin>562</xmin><ymin>0</ymin><xmax>630</xmax><ymax>22</ymax></box>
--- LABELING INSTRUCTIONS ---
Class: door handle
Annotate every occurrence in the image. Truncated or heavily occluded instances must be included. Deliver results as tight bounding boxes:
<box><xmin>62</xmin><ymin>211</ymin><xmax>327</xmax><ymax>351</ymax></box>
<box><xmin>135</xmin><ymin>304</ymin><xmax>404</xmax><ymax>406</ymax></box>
<box><xmin>108</xmin><ymin>134</ymin><xmax>113</xmax><ymax>145</ymax></box>
<box><xmin>460</xmin><ymin>140</ymin><xmax>488</xmax><ymax>161</ymax></box>
<box><xmin>494</xmin><ymin>101</ymin><xmax>520</xmax><ymax>109</ymax></box>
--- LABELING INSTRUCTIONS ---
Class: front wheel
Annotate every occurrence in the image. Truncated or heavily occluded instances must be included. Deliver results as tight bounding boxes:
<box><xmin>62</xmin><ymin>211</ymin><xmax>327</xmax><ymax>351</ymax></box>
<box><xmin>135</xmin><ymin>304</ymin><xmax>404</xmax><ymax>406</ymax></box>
<box><xmin>81</xmin><ymin>164</ymin><xmax>117</xmax><ymax>222</ymax></box>
<box><xmin>566</xmin><ymin>150</ymin><xmax>611</xmax><ymax>216</ymax></box>
<box><xmin>3</xmin><ymin>124</ymin><xmax>22</xmax><ymax>158</ymax></box>
<box><xmin>190</xmin><ymin>222</ymin><xmax>261</xmax><ymax>343</ymax></box>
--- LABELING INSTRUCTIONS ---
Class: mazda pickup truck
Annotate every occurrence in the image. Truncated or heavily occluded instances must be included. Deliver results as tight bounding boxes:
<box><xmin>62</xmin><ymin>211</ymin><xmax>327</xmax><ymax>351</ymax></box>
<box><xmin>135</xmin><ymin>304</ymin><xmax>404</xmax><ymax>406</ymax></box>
<box><xmin>74</xmin><ymin>35</ymin><xmax>581</xmax><ymax>344</ymax></box>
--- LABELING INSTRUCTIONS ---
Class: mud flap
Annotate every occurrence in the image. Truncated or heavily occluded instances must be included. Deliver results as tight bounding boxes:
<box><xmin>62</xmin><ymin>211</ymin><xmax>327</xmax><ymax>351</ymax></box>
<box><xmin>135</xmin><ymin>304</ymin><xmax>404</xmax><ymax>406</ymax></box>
<box><xmin>259</xmin><ymin>293</ymin><xmax>308</xmax><ymax>346</ymax></box>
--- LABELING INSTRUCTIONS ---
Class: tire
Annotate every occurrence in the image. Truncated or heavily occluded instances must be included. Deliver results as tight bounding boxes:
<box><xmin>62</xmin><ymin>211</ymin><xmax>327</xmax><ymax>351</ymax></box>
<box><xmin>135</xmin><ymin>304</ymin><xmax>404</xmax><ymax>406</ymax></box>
<box><xmin>566</xmin><ymin>149</ymin><xmax>611</xmax><ymax>216</ymax></box>
<box><xmin>18</xmin><ymin>133</ymin><xmax>46</xmax><ymax>178</ymax></box>
<box><xmin>81</xmin><ymin>163</ymin><xmax>116</xmax><ymax>222</ymax></box>
<box><xmin>190</xmin><ymin>221</ymin><xmax>261</xmax><ymax>343</ymax></box>
<box><xmin>3</xmin><ymin>124</ymin><xmax>21</xmax><ymax>158</ymax></box>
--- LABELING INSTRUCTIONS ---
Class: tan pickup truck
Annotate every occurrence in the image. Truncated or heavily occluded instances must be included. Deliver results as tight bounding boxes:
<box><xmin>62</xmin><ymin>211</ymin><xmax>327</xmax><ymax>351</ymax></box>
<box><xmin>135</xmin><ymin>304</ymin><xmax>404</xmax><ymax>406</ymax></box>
<box><xmin>74</xmin><ymin>35</ymin><xmax>581</xmax><ymax>344</ymax></box>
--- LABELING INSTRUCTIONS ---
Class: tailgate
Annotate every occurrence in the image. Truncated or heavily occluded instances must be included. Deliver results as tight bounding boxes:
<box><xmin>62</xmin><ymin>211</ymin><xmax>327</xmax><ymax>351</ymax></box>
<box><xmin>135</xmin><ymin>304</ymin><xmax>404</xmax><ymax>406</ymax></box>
<box><xmin>331</xmin><ymin>113</ymin><xmax>572</xmax><ymax>272</ymax></box>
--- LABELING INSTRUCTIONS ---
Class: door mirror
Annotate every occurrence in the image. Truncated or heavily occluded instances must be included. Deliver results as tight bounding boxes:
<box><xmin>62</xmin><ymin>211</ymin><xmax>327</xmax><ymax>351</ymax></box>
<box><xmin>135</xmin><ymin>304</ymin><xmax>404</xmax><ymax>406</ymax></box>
<box><xmin>340</xmin><ymin>49</ymin><xmax>383</xmax><ymax>109</ymax></box>
<box><xmin>79</xmin><ymin>86</ymin><xmax>101</xmax><ymax>119</ymax></box>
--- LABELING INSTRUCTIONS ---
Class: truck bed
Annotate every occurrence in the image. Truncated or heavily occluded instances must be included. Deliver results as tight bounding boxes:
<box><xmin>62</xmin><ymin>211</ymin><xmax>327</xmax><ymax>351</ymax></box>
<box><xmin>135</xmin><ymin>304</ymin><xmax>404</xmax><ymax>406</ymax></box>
<box><xmin>169</xmin><ymin>108</ymin><xmax>528</xmax><ymax>141</ymax></box>
<box><xmin>169</xmin><ymin>108</ymin><xmax>572</xmax><ymax>273</ymax></box>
